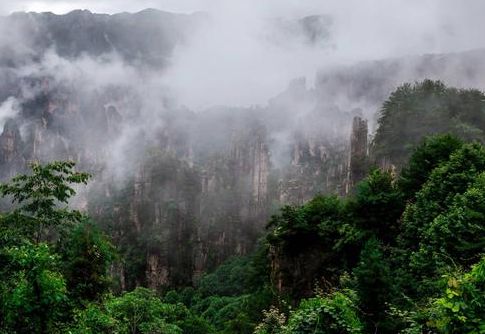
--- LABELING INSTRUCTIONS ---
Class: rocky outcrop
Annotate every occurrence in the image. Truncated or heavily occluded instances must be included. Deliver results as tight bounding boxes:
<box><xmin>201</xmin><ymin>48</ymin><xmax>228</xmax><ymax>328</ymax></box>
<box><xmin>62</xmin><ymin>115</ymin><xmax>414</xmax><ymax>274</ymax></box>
<box><xmin>269</xmin><ymin>116</ymin><xmax>370</xmax><ymax>301</ymax></box>
<box><xmin>195</xmin><ymin>124</ymin><xmax>272</xmax><ymax>275</ymax></box>
<box><xmin>0</xmin><ymin>65</ymin><xmax>368</xmax><ymax>292</ymax></box>
<box><xmin>3</xmin><ymin>9</ymin><xmax>485</xmax><ymax>292</ymax></box>
<box><xmin>347</xmin><ymin>116</ymin><xmax>368</xmax><ymax>190</ymax></box>
<box><xmin>0</xmin><ymin>119</ymin><xmax>24</xmax><ymax>178</ymax></box>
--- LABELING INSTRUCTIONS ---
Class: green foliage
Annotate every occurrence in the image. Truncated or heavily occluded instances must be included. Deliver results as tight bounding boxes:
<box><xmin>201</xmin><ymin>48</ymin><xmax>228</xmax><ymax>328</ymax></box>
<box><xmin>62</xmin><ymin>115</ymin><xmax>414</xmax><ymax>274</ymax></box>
<box><xmin>254</xmin><ymin>306</ymin><xmax>287</xmax><ymax>334</ymax></box>
<box><xmin>408</xmin><ymin>173</ymin><xmax>485</xmax><ymax>291</ymax></box>
<box><xmin>398</xmin><ymin>134</ymin><xmax>464</xmax><ymax>200</ymax></box>
<box><xmin>266</xmin><ymin>174</ymin><xmax>403</xmax><ymax>302</ymax></box>
<box><xmin>351</xmin><ymin>169</ymin><xmax>404</xmax><ymax>243</ymax></box>
<box><xmin>0</xmin><ymin>161</ymin><xmax>117</xmax><ymax>333</ymax></box>
<box><xmin>400</xmin><ymin>142</ymin><xmax>485</xmax><ymax>252</ymax></box>
<box><xmin>194</xmin><ymin>294</ymin><xmax>252</xmax><ymax>332</ymax></box>
<box><xmin>254</xmin><ymin>291</ymin><xmax>364</xmax><ymax>334</ymax></box>
<box><xmin>164</xmin><ymin>251</ymin><xmax>273</xmax><ymax>334</ymax></box>
<box><xmin>59</xmin><ymin>219</ymin><xmax>116</xmax><ymax>305</ymax></box>
<box><xmin>267</xmin><ymin>196</ymin><xmax>354</xmax><ymax>300</ymax></box>
<box><xmin>268</xmin><ymin>195</ymin><xmax>348</xmax><ymax>259</ymax></box>
<box><xmin>283</xmin><ymin>290</ymin><xmax>364</xmax><ymax>334</ymax></box>
<box><xmin>197</xmin><ymin>256</ymin><xmax>254</xmax><ymax>297</ymax></box>
<box><xmin>0</xmin><ymin>160</ymin><xmax>90</xmax><ymax>243</ymax></box>
<box><xmin>70</xmin><ymin>287</ymin><xmax>211</xmax><ymax>334</ymax></box>
<box><xmin>0</xmin><ymin>242</ymin><xmax>68</xmax><ymax>333</ymax></box>
<box><xmin>352</xmin><ymin>237</ymin><xmax>393</xmax><ymax>333</ymax></box>
<box><xmin>428</xmin><ymin>257</ymin><xmax>485</xmax><ymax>333</ymax></box>
<box><xmin>266</xmin><ymin>131</ymin><xmax>485</xmax><ymax>333</ymax></box>
<box><xmin>373</xmin><ymin>80</ymin><xmax>485</xmax><ymax>166</ymax></box>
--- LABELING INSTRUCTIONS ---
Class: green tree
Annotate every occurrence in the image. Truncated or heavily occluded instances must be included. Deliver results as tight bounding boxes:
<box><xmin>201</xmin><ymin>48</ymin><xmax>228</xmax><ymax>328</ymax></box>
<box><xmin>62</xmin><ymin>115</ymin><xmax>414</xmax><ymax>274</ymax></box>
<box><xmin>0</xmin><ymin>161</ymin><xmax>91</xmax><ymax>333</ymax></box>
<box><xmin>0</xmin><ymin>160</ymin><xmax>90</xmax><ymax>243</ymax></box>
<box><xmin>352</xmin><ymin>237</ymin><xmax>394</xmax><ymax>333</ymax></box>
<box><xmin>373</xmin><ymin>80</ymin><xmax>485</xmax><ymax>167</ymax></box>
<box><xmin>410</xmin><ymin>173</ymin><xmax>485</xmax><ymax>281</ymax></box>
<box><xmin>400</xmin><ymin>143</ymin><xmax>485</xmax><ymax>252</ymax></box>
<box><xmin>71</xmin><ymin>287</ymin><xmax>211</xmax><ymax>334</ymax></box>
<box><xmin>398</xmin><ymin>134</ymin><xmax>464</xmax><ymax>200</ymax></box>
<box><xmin>428</xmin><ymin>257</ymin><xmax>485</xmax><ymax>334</ymax></box>
<box><xmin>0</xmin><ymin>242</ymin><xmax>68</xmax><ymax>333</ymax></box>
<box><xmin>59</xmin><ymin>219</ymin><xmax>116</xmax><ymax>306</ymax></box>
<box><xmin>267</xmin><ymin>196</ymin><xmax>352</xmax><ymax>299</ymax></box>
<box><xmin>350</xmin><ymin>169</ymin><xmax>404</xmax><ymax>244</ymax></box>
<box><xmin>254</xmin><ymin>306</ymin><xmax>286</xmax><ymax>334</ymax></box>
<box><xmin>283</xmin><ymin>290</ymin><xmax>364</xmax><ymax>334</ymax></box>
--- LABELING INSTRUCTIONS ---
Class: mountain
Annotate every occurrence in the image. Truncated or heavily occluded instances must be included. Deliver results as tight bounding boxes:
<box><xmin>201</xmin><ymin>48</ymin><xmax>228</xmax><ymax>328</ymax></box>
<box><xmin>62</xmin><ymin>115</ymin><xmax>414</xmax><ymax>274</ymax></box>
<box><xmin>0</xmin><ymin>8</ymin><xmax>205</xmax><ymax>67</ymax></box>
<box><xmin>1</xmin><ymin>8</ymin><xmax>485</xmax><ymax>289</ymax></box>
<box><xmin>315</xmin><ymin>48</ymin><xmax>485</xmax><ymax>121</ymax></box>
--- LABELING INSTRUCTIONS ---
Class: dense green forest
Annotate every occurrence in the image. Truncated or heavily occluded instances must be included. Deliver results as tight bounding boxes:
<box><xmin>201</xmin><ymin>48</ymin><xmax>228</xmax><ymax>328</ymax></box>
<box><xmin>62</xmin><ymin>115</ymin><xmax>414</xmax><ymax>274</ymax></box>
<box><xmin>1</xmin><ymin>80</ymin><xmax>484</xmax><ymax>333</ymax></box>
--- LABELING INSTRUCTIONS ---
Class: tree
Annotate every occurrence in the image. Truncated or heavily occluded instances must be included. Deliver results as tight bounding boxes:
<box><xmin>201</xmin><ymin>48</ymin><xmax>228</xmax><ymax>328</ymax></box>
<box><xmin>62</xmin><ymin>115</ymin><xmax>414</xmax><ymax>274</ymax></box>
<box><xmin>268</xmin><ymin>195</ymin><xmax>345</xmax><ymax>251</ymax></box>
<box><xmin>0</xmin><ymin>160</ymin><xmax>90</xmax><ymax>244</ymax></box>
<box><xmin>428</xmin><ymin>256</ymin><xmax>485</xmax><ymax>334</ymax></box>
<box><xmin>0</xmin><ymin>242</ymin><xmax>68</xmax><ymax>333</ymax></box>
<box><xmin>0</xmin><ymin>161</ymin><xmax>91</xmax><ymax>333</ymax></box>
<box><xmin>351</xmin><ymin>169</ymin><xmax>404</xmax><ymax>244</ymax></box>
<box><xmin>352</xmin><ymin>237</ymin><xmax>394</xmax><ymax>333</ymax></box>
<box><xmin>410</xmin><ymin>173</ymin><xmax>485</xmax><ymax>282</ymax></box>
<box><xmin>70</xmin><ymin>287</ymin><xmax>212</xmax><ymax>334</ymax></box>
<box><xmin>59</xmin><ymin>219</ymin><xmax>116</xmax><ymax>306</ymax></box>
<box><xmin>400</xmin><ymin>143</ymin><xmax>485</xmax><ymax>252</ymax></box>
<box><xmin>372</xmin><ymin>80</ymin><xmax>485</xmax><ymax>168</ymax></box>
<box><xmin>283</xmin><ymin>290</ymin><xmax>364</xmax><ymax>334</ymax></box>
<box><xmin>398</xmin><ymin>134</ymin><xmax>464</xmax><ymax>200</ymax></box>
<box><xmin>254</xmin><ymin>306</ymin><xmax>287</xmax><ymax>334</ymax></box>
<box><xmin>266</xmin><ymin>196</ymin><xmax>352</xmax><ymax>299</ymax></box>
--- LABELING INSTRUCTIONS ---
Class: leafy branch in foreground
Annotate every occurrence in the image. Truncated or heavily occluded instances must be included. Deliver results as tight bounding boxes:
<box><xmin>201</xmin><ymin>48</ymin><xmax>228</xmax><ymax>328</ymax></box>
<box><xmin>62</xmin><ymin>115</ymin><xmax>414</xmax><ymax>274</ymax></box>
<box><xmin>0</xmin><ymin>160</ymin><xmax>90</xmax><ymax>243</ymax></box>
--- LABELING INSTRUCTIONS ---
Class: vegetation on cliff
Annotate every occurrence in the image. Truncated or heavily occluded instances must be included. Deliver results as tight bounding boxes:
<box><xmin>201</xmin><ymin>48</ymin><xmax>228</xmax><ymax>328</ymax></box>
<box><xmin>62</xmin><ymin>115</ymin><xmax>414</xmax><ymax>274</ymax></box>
<box><xmin>259</xmin><ymin>133</ymin><xmax>485</xmax><ymax>333</ymax></box>
<box><xmin>0</xmin><ymin>80</ymin><xmax>484</xmax><ymax>333</ymax></box>
<box><xmin>373</xmin><ymin>79</ymin><xmax>485</xmax><ymax>167</ymax></box>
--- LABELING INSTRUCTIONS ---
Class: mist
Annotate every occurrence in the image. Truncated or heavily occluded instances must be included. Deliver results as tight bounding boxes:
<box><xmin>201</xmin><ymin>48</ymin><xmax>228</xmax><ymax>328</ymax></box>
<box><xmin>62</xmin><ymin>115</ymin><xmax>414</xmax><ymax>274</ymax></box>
<box><xmin>2</xmin><ymin>1</ymin><xmax>485</xmax><ymax>112</ymax></box>
<box><xmin>160</xmin><ymin>0</ymin><xmax>485</xmax><ymax>110</ymax></box>
<box><xmin>0</xmin><ymin>0</ymin><xmax>483</xmax><ymax>180</ymax></box>
<box><xmin>1</xmin><ymin>0</ymin><xmax>485</xmax><ymax>315</ymax></box>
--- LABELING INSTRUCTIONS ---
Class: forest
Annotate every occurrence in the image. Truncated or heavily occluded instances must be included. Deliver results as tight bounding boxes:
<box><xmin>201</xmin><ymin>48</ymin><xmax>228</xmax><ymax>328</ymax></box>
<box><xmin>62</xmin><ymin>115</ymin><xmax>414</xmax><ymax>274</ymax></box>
<box><xmin>0</xmin><ymin>80</ymin><xmax>484</xmax><ymax>333</ymax></box>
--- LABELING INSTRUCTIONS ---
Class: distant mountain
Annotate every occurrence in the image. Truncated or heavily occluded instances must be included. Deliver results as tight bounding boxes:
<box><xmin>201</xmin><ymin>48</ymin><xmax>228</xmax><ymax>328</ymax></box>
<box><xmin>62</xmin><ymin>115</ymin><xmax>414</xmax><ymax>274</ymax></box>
<box><xmin>0</xmin><ymin>8</ymin><xmax>206</xmax><ymax>67</ymax></box>
<box><xmin>315</xmin><ymin>48</ymin><xmax>485</xmax><ymax>121</ymax></box>
<box><xmin>1</xmin><ymin>8</ymin><xmax>485</xmax><ymax>289</ymax></box>
<box><xmin>266</xmin><ymin>14</ymin><xmax>333</xmax><ymax>48</ymax></box>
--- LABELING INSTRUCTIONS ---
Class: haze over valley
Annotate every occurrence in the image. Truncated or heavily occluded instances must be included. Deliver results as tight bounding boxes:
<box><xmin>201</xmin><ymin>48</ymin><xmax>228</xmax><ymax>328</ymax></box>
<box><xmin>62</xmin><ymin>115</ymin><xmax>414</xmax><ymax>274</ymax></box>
<box><xmin>0</xmin><ymin>2</ymin><xmax>484</xmax><ymax>333</ymax></box>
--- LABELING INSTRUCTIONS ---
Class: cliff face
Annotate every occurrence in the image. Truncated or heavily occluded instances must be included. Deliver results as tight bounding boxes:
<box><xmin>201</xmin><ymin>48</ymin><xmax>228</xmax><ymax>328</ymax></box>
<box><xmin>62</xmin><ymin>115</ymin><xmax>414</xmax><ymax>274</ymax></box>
<box><xmin>269</xmin><ymin>117</ymin><xmax>369</xmax><ymax>300</ymax></box>
<box><xmin>133</xmin><ymin>153</ymin><xmax>201</xmax><ymax>288</ymax></box>
<box><xmin>0</xmin><ymin>119</ymin><xmax>24</xmax><ymax>178</ymax></box>
<box><xmin>0</xmin><ymin>62</ymin><xmax>275</xmax><ymax>289</ymax></box>
<box><xmin>279</xmin><ymin>134</ymin><xmax>349</xmax><ymax>204</ymax></box>
<box><xmin>88</xmin><ymin>154</ymin><xmax>200</xmax><ymax>289</ymax></box>
<box><xmin>2</xmin><ymin>9</ymin><xmax>485</xmax><ymax>291</ymax></box>
<box><xmin>3</xmin><ymin>78</ymin><xmax>354</xmax><ymax>290</ymax></box>
<box><xmin>195</xmin><ymin>124</ymin><xmax>271</xmax><ymax>273</ymax></box>
<box><xmin>348</xmin><ymin>116</ymin><xmax>368</xmax><ymax>190</ymax></box>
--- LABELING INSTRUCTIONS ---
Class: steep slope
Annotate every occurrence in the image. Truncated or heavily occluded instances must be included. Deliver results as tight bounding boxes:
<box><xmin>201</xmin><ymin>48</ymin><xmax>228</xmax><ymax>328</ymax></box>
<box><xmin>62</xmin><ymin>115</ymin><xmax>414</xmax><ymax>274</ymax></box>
<box><xmin>1</xmin><ymin>9</ymin><xmax>485</xmax><ymax>289</ymax></box>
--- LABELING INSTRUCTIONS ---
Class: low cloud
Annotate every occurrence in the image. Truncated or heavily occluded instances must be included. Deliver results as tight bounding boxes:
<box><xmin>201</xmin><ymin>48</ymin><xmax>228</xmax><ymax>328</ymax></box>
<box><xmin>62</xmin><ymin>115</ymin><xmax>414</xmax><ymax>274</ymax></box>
<box><xmin>0</xmin><ymin>97</ymin><xmax>19</xmax><ymax>129</ymax></box>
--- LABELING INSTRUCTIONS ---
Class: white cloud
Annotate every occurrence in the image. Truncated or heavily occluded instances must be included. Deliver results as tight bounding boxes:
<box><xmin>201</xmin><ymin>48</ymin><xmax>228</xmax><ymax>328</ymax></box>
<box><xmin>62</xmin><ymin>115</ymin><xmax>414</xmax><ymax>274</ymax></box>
<box><xmin>0</xmin><ymin>97</ymin><xmax>20</xmax><ymax>130</ymax></box>
<box><xmin>1</xmin><ymin>0</ymin><xmax>485</xmax><ymax>110</ymax></box>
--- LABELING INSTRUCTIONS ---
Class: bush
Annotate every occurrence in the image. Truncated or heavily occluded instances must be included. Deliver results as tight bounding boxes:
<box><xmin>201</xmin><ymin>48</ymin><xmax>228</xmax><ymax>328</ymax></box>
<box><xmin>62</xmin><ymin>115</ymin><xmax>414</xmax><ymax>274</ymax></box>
<box><xmin>284</xmin><ymin>290</ymin><xmax>364</xmax><ymax>334</ymax></box>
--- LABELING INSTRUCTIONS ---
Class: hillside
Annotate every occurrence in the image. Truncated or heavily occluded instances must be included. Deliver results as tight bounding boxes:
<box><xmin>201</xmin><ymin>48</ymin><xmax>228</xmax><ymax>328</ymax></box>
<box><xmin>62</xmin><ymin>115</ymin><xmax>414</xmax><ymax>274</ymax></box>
<box><xmin>0</xmin><ymin>8</ymin><xmax>484</xmax><ymax>298</ymax></box>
